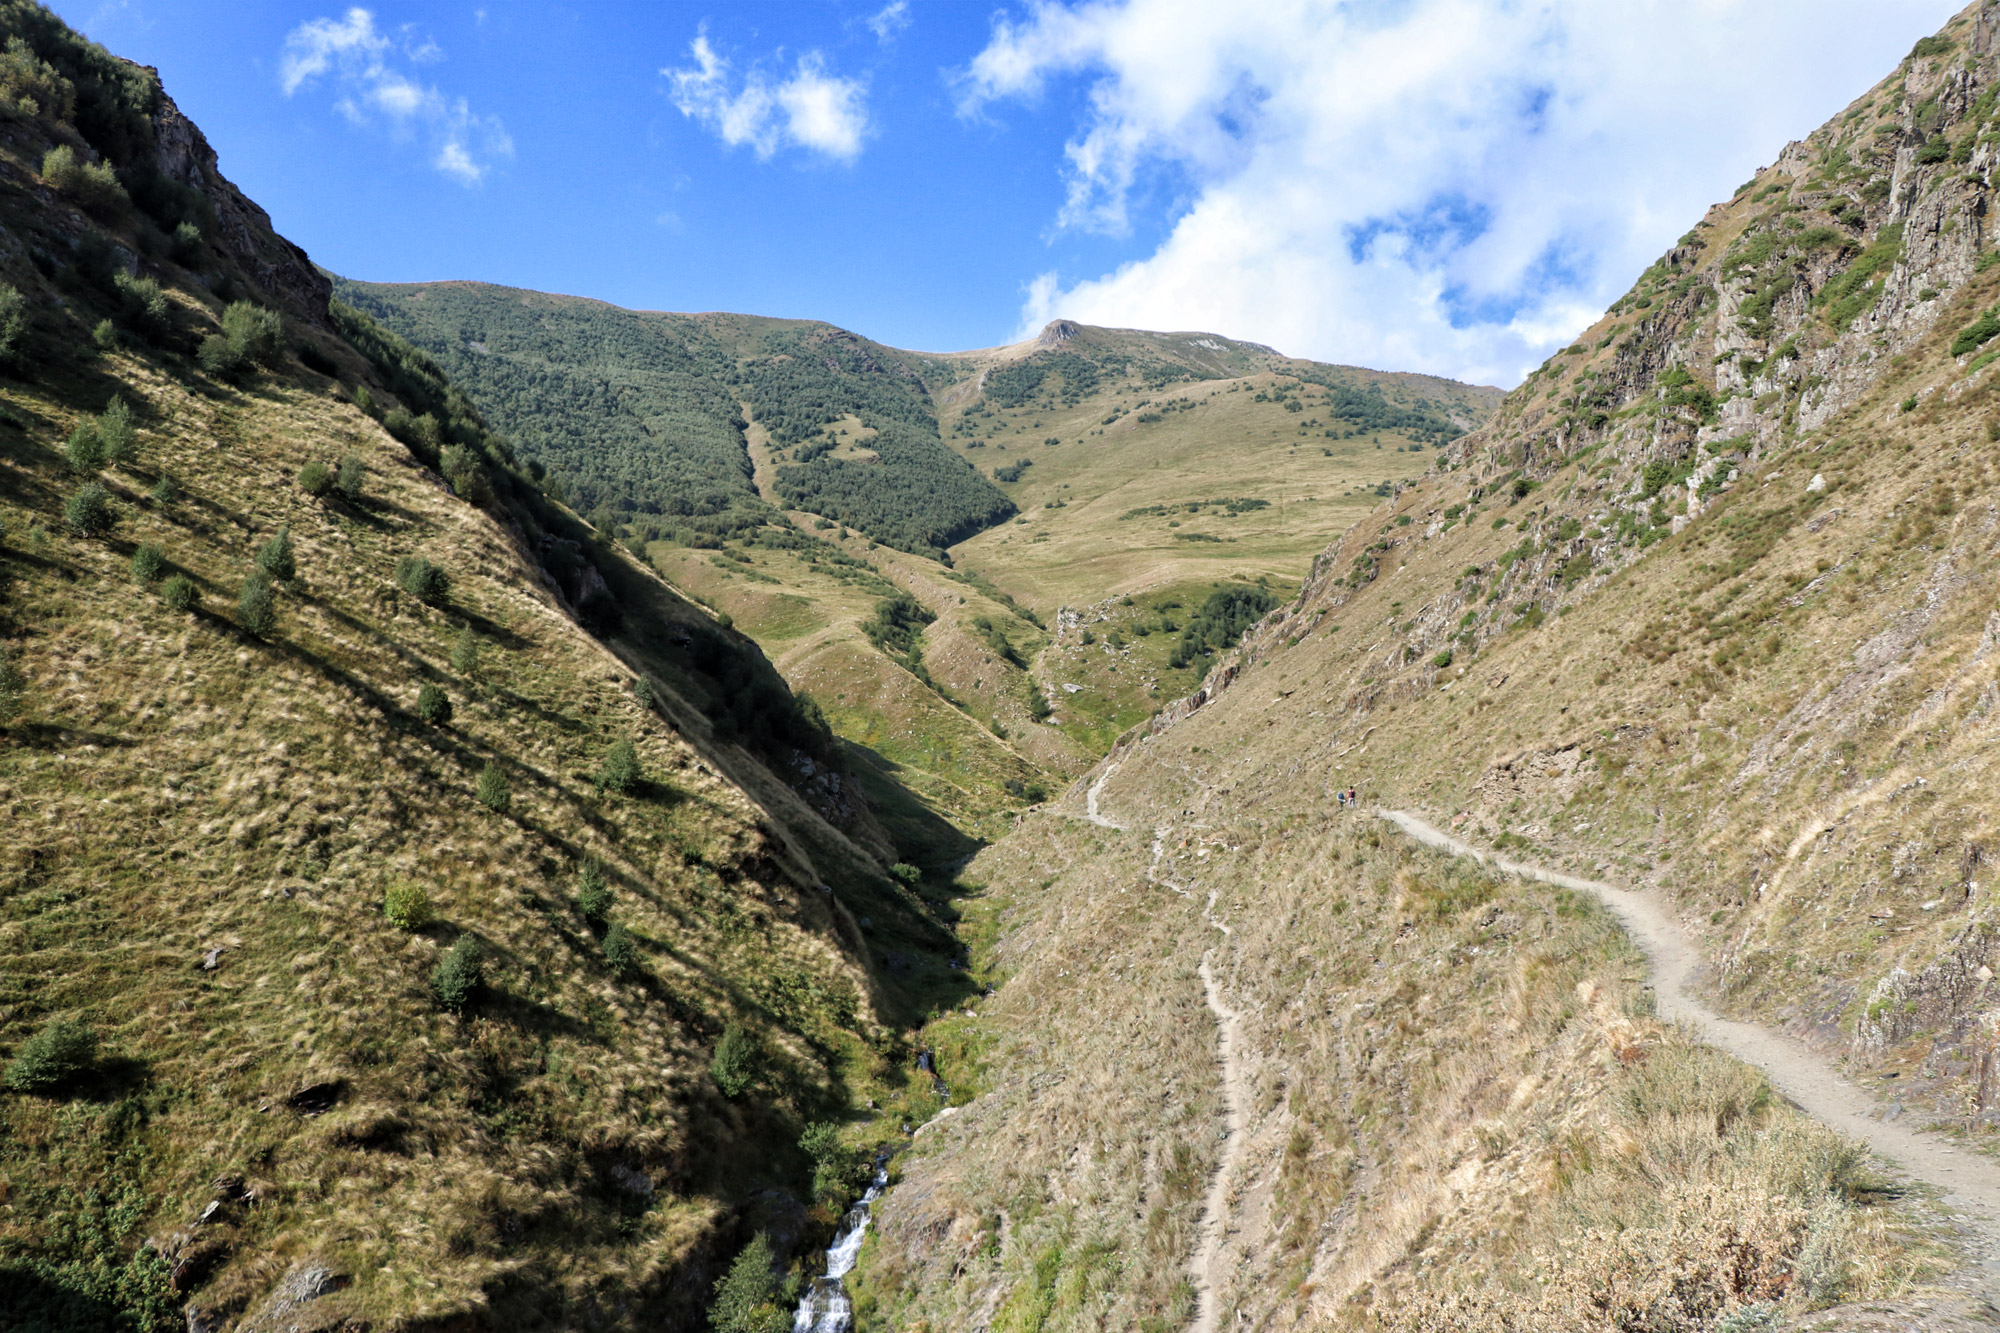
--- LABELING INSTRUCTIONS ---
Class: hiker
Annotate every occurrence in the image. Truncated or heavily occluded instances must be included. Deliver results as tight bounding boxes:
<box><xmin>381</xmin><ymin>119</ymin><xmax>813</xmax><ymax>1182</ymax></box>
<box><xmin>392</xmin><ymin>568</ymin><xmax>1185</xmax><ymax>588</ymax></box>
<box><xmin>1347</xmin><ymin>787</ymin><xmax>1358</xmax><ymax>808</ymax></box>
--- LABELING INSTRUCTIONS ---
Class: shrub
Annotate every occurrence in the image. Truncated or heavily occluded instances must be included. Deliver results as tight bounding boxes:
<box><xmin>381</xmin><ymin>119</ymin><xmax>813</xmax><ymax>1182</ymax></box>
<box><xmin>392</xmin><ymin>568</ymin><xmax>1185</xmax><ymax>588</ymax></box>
<box><xmin>890</xmin><ymin>862</ymin><xmax>922</xmax><ymax>885</ymax></box>
<box><xmin>384</xmin><ymin>882</ymin><xmax>432</xmax><ymax>931</ymax></box>
<box><xmin>383</xmin><ymin>408</ymin><xmax>442</xmax><ymax>463</ymax></box>
<box><xmin>1640</xmin><ymin>459</ymin><xmax>1675</xmax><ymax>498</ymax></box>
<box><xmin>0</xmin><ymin>283</ymin><xmax>26</xmax><ymax>364</ymax></box>
<box><xmin>97</xmin><ymin>396</ymin><xmax>135</xmax><ymax>467</ymax></box>
<box><xmin>169</xmin><ymin>221</ymin><xmax>203</xmax><ymax>265</ymax></box>
<box><xmin>597</xmin><ymin>736</ymin><xmax>641</xmax><ymax>794</ymax></box>
<box><xmin>475</xmin><ymin>762</ymin><xmax>510</xmax><ymax>811</ymax></box>
<box><xmin>4</xmin><ymin>1017</ymin><xmax>95</xmax><ymax>1093</ymax></box>
<box><xmin>112</xmin><ymin>272</ymin><xmax>171</xmax><ymax>342</ymax></box>
<box><xmin>297</xmin><ymin>460</ymin><xmax>334</xmax><ymax>497</ymax></box>
<box><xmin>161</xmin><ymin>573</ymin><xmax>198</xmax><ymax>612</ymax></box>
<box><xmin>602</xmin><ymin>922</ymin><xmax>638</xmax><ymax>975</ymax></box>
<box><xmin>64</xmin><ymin>482</ymin><xmax>112</xmax><ymax>536</ymax></box>
<box><xmin>710</xmin><ymin>1023</ymin><xmax>760</xmax><ymax>1097</ymax></box>
<box><xmin>439</xmin><ymin>444</ymin><xmax>494</xmax><ymax>507</ymax></box>
<box><xmin>576</xmin><ymin>859</ymin><xmax>612</xmax><ymax>921</ymax></box>
<box><xmin>1</xmin><ymin>35</ymin><xmax>73</xmax><ymax>123</ymax></box>
<box><xmin>450</xmin><ymin>625</ymin><xmax>480</xmax><ymax>676</ymax></box>
<box><xmin>416</xmin><ymin>683</ymin><xmax>452</xmax><ymax>726</ymax></box>
<box><xmin>197</xmin><ymin>333</ymin><xmax>242</xmax><ymax>378</ymax></box>
<box><xmin>91</xmin><ymin>317</ymin><xmax>117</xmax><ymax>351</ymax></box>
<box><xmin>1431</xmin><ymin>649</ymin><xmax>1454</xmax><ymax>669</ymax></box>
<box><xmin>149</xmin><ymin>472</ymin><xmax>179</xmax><ymax>505</ymax></box>
<box><xmin>64</xmin><ymin>420</ymin><xmax>103</xmax><ymax>472</ymax></box>
<box><xmin>256</xmin><ymin>525</ymin><xmax>295</xmax><ymax>582</ymax></box>
<box><xmin>130</xmin><ymin>542</ymin><xmax>164</xmax><ymax>583</ymax></box>
<box><xmin>708</xmin><ymin>1234</ymin><xmax>789</xmax><ymax>1333</ymax></box>
<box><xmin>222</xmin><ymin>301</ymin><xmax>284</xmax><ymax>366</ymax></box>
<box><xmin>336</xmin><ymin>452</ymin><xmax>366</xmax><ymax>500</ymax></box>
<box><xmin>396</xmin><ymin>556</ymin><xmax>450</xmax><ymax>605</ymax></box>
<box><xmin>800</xmin><ymin>1121</ymin><xmax>866</xmax><ymax>1206</ymax></box>
<box><xmin>1951</xmin><ymin>311</ymin><xmax>2000</xmax><ymax>357</ymax></box>
<box><xmin>431</xmin><ymin>937</ymin><xmax>484</xmax><ymax>1012</ymax></box>
<box><xmin>41</xmin><ymin>144</ymin><xmax>126</xmax><ymax>214</ymax></box>
<box><xmin>238</xmin><ymin>570</ymin><xmax>276</xmax><ymax>636</ymax></box>
<box><xmin>0</xmin><ymin>650</ymin><xmax>22</xmax><ymax>724</ymax></box>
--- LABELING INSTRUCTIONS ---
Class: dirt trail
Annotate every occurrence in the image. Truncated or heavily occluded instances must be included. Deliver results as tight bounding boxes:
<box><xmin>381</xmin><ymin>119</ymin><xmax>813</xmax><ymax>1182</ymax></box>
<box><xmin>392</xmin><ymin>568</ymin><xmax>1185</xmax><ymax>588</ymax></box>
<box><xmin>1126</xmin><ymin>818</ymin><xmax>1245</xmax><ymax>1331</ymax></box>
<box><xmin>1082</xmin><ymin>763</ymin><xmax>1124</xmax><ymax>829</ymax></box>
<box><xmin>1073</xmin><ymin>788</ymin><xmax>1250</xmax><ymax>1329</ymax></box>
<box><xmin>1381</xmin><ymin>808</ymin><xmax>2000</xmax><ymax>1279</ymax></box>
<box><xmin>1190</xmin><ymin>951</ymin><xmax>1248</xmax><ymax>1333</ymax></box>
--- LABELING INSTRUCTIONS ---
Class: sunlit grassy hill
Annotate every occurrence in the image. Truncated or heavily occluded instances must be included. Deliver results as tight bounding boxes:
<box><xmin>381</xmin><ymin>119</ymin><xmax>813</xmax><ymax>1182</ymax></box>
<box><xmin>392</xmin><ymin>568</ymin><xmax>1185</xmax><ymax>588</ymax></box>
<box><xmin>345</xmin><ymin>282</ymin><xmax>1503</xmax><ymax>830</ymax></box>
<box><xmin>0</xmin><ymin>10</ymin><xmax>966</xmax><ymax>1330</ymax></box>
<box><xmin>861</xmin><ymin>3</ymin><xmax>2000</xmax><ymax>1330</ymax></box>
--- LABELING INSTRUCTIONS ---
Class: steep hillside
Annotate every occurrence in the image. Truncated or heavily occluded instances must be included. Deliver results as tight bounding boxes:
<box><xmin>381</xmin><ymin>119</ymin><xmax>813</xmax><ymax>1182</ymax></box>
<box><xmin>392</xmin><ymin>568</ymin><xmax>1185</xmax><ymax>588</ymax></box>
<box><xmin>346</xmin><ymin>281</ymin><xmax>1501</xmax><ymax>828</ymax></box>
<box><xmin>0</xmin><ymin>10</ymin><xmax>964</xmax><ymax>1332</ymax></box>
<box><xmin>859</xmin><ymin>3</ymin><xmax>2000</xmax><ymax>1330</ymax></box>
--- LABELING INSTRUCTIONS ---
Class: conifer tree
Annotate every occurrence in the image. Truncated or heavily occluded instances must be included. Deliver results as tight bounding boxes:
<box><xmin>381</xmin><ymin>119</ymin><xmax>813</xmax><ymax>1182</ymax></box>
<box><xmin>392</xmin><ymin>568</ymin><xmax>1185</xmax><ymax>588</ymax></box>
<box><xmin>238</xmin><ymin>570</ymin><xmax>277</xmax><ymax>636</ymax></box>
<box><xmin>256</xmin><ymin>525</ymin><xmax>296</xmax><ymax>582</ymax></box>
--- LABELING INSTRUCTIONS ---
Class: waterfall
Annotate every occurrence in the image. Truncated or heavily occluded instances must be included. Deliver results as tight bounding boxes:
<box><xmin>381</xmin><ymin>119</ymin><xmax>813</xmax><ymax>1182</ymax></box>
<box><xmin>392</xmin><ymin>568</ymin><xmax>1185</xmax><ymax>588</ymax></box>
<box><xmin>789</xmin><ymin>1050</ymin><xmax>952</xmax><ymax>1332</ymax></box>
<box><xmin>790</xmin><ymin>1156</ymin><xmax>891</xmax><ymax>1333</ymax></box>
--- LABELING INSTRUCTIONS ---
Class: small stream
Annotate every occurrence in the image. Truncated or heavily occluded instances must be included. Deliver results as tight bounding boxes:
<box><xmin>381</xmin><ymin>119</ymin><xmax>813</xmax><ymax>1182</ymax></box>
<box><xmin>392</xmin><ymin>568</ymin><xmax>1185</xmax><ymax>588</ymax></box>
<box><xmin>790</xmin><ymin>1157</ymin><xmax>890</xmax><ymax>1333</ymax></box>
<box><xmin>791</xmin><ymin>1050</ymin><xmax>952</xmax><ymax>1333</ymax></box>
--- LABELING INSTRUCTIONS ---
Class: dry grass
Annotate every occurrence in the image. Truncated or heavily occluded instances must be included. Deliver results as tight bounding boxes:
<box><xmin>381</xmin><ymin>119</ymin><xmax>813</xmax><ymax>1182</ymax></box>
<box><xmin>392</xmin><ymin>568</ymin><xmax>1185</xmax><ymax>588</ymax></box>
<box><xmin>0</xmin><ymin>215</ymin><xmax>952</xmax><ymax>1325</ymax></box>
<box><xmin>944</xmin><ymin>369</ymin><xmax>1464</xmax><ymax>616</ymax></box>
<box><xmin>857</xmin><ymin>817</ymin><xmax>1929</xmax><ymax>1332</ymax></box>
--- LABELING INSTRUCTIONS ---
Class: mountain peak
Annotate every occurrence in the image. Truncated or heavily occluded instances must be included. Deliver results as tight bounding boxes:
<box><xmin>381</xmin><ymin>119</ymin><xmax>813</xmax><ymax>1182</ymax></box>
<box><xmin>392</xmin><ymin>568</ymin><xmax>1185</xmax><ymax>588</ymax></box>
<box><xmin>1036</xmin><ymin>317</ymin><xmax>1081</xmax><ymax>347</ymax></box>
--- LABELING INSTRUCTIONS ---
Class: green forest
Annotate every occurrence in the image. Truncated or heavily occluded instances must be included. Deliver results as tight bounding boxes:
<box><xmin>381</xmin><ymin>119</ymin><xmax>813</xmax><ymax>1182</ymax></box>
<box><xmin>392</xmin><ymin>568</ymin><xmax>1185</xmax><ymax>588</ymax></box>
<box><xmin>741</xmin><ymin>325</ymin><xmax>1016</xmax><ymax>556</ymax></box>
<box><xmin>340</xmin><ymin>281</ymin><xmax>1015</xmax><ymax>557</ymax></box>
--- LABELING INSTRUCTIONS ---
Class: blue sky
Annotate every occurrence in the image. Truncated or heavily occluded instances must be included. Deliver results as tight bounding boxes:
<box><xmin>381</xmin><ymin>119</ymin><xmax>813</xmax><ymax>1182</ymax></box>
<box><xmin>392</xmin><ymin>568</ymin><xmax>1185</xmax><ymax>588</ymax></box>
<box><xmin>57</xmin><ymin>1</ymin><xmax>1964</xmax><ymax>385</ymax></box>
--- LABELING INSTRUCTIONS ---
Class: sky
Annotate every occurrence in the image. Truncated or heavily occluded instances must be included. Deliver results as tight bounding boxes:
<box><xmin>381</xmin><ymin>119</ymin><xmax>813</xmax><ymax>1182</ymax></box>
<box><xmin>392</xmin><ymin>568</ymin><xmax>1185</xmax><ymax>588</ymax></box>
<box><xmin>55</xmin><ymin>0</ymin><xmax>1965</xmax><ymax>387</ymax></box>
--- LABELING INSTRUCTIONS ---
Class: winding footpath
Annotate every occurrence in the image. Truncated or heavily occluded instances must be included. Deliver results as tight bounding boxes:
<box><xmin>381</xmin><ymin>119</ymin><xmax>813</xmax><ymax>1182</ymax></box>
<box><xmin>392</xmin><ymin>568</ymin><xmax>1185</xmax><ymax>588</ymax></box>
<box><xmin>1189</xmin><ymin>953</ymin><xmax>1248</xmax><ymax>1333</ymax></box>
<box><xmin>1125</xmin><ymin>807</ymin><xmax>1242</xmax><ymax>1332</ymax></box>
<box><xmin>1380</xmin><ymin>808</ymin><xmax>2000</xmax><ymax>1283</ymax></box>
<box><xmin>1083</xmin><ymin>763</ymin><xmax>1124</xmax><ymax>829</ymax></box>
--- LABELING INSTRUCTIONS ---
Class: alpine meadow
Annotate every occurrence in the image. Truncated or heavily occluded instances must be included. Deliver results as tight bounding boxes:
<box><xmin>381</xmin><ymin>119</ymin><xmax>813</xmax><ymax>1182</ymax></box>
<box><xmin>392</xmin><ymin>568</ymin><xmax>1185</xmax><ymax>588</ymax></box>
<box><xmin>14</xmin><ymin>3</ymin><xmax>2000</xmax><ymax>1333</ymax></box>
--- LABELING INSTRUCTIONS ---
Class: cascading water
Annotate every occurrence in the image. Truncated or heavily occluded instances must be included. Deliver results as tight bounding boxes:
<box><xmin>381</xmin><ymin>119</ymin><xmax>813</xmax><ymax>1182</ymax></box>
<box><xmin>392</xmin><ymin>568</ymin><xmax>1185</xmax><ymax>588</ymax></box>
<box><xmin>791</xmin><ymin>1155</ymin><xmax>891</xmax><ymax>1333</ymax></box>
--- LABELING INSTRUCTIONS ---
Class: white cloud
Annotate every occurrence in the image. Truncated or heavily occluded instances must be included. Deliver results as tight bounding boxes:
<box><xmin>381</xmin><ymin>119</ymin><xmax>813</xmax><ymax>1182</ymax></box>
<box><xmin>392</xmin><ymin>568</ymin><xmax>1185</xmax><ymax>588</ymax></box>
<box><xmin>665</xmin><ymin>32</ymin><xmax>869</xmax><ymax>162</ymax></box>
<box><xmin>280</xmin><ymin>8</ymin><xmax>386</xmax><ymax>94</ymax></box>
<box><xmin>867</xmin><ymin>2</ymin><xmax>913</xmax><ymax>43</ymax></box>
<box><xmin>967</xmin><ymin>0</ymin><xmax>1963</xmax><ymax>387</ymax></box>
<box><xmin>281</xmin><ymin>8</ymin><xmax>511</xmax><ymax>185</ymax></box>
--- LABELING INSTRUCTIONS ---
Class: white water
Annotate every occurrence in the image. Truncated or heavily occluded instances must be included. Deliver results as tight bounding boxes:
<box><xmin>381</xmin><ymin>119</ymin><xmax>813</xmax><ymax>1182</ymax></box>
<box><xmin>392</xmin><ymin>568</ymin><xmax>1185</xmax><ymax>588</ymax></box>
<box><xmin>791</xmin><ymin>1159</ymin><xmax>891</xmax><ymax>1333</ymax></box>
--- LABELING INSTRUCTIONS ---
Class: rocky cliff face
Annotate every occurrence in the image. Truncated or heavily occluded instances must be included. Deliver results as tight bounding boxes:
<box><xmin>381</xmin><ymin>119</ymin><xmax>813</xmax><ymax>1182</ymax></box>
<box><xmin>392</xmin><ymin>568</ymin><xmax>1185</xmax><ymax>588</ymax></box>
<box><xmin>146</xmin><ymin>83</ymin><xmax>332</xmax><ymax>328</ymax></box>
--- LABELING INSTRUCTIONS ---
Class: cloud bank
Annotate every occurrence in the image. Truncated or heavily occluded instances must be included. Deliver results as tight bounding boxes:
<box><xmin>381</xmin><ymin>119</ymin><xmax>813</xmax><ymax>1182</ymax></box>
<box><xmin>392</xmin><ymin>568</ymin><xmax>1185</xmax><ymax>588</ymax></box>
<box><xmin>665</xmin><ymin>34</ymin><xmax>869</xmax><ymax>162</ymax></box>
<box><xmin>281</xmin><ymin>7</ymin><xmax>511</xmax><ymax>185</ymax></box>
<box><xmin>965</xmin><ymin>0</ymin><xmax>1959</xmax><ymax>386</ymax></box>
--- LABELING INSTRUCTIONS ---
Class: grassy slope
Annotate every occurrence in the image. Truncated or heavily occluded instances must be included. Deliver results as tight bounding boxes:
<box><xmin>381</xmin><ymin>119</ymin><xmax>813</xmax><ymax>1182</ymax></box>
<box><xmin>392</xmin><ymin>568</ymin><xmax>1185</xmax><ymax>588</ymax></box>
<box><xmin>0</xmin><ymin>37</ymin><xmax>965</xmax><ymax>1332</ymax></box>
<box><xmin>863</xmin><ymin>4</ymin><xmax>2000</xmax><ymax>1329</ymax></box>
<box><xmin>346</xmin><ymin>283</ymin><xmax>1501</xmax><ymax>829</ymax></box>
<box><xmin>940</xmin><ymin>327</ymin><xmax>1500</xmax><ymax>615</ymax></box>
